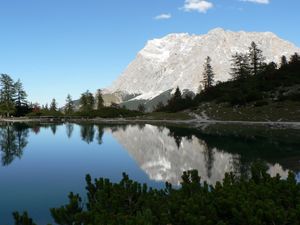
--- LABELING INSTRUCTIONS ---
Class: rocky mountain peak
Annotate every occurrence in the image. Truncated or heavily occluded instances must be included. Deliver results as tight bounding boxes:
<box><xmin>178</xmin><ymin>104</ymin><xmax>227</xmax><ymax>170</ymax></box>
<box><xmin>106</xmin><ymin>28</ymin><xmax>300</xmax><ymax>103</ymax></box>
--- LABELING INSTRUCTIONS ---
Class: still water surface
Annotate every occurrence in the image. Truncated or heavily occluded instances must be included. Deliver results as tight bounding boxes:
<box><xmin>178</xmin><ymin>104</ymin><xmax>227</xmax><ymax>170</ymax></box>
<box><xmin>0</xmin><ymin>122</ymin><xmax>300</xmax><ymax>224</ymax></box>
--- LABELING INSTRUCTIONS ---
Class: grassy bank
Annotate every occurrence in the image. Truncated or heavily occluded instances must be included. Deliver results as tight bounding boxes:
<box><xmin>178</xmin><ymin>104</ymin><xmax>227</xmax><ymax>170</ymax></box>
<box><xmin>193</xmin><ymin>101</ymin><xmax>300</xmax><ymax>122</ymax></box>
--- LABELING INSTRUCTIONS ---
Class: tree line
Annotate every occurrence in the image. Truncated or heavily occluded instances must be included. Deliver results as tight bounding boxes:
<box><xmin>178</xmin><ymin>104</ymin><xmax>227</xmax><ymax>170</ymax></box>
<box><xmin>0</xmin><ymin>74</ymin><xmax>28</xmax><ymax>117</ymax></box>
<box><xmin>155</xmin><ymin>42</ymin><xmax>300</xmax><ymax>112</ymax></box>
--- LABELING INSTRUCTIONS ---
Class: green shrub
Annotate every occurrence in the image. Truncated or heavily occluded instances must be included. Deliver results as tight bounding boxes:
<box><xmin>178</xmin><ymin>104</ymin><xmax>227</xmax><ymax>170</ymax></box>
<box><xmin>14</xmin><ymin>161</ymin><xmax>300</xmax><ymax>225</ymax></box>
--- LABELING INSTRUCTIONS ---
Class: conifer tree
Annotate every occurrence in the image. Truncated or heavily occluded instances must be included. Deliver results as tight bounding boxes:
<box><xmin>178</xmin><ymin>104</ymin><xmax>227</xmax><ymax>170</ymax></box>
<box><xmin>0</xmin><ymin>74</ymin><xmax>16</xmax><ymax>117</ymax></box>
<box><xmin>50</xmin><ymin>98</ymin><xmax>57</xmax><ymax>111</ymax></box>
<box><xmin>65</xmin><ymin>94</ymin><xmax>74</xmax><ymax>114</ymax></box>
<box><xmin>173</xmin><ymin>87</ymin><xmax>182</xmax><ymax>102</ymax></box>
<box><xmin>248</xmin><ymin>41</ymin><xmax>266</xmax><ymax>76</ymax></box>
<box><xmin>154</xmin><ymin>101</ymin><xmax>165</xmax><ymax>112</ymax></box>
<box><xmin>95</xmin><ymin>89</ymin><xmax>104</xmax><ymax>110</ymax></box>
<box><xmin>138</xmin><ymin>104</ymin><xmax>146</xmax><ymax>113</ymax></box>
<box><xmin>202</xmin><ymin>56</ymin><xmax>215</xmax><ymax>90</ymax></box>
<box><xmin>14</xmin><ymin>79</ymin><xmax>27</xmax><ymax>108</ymax></box>
<box><xmin>290</xmin><ymin>52</ymin><xmax>300</xmax><ymax>64</ymax></box>
<box><xmin>80</xmin><ymin>90</ymin><xmax>95</xmax><ymax>111</ymax></box>
<box><xmin>280</xmin><ymin>55</ymin><xmax>288</xmax><ymax>67</ymax></box>
<box><xmin>167</xmin><ymin>87</ymin><xmax>183</xmax><ymax>112</ymax></box>
<box><xmin>230</xmin><ymin>53</ymin><xmax>251</xmax><ymax>80</ymax></box>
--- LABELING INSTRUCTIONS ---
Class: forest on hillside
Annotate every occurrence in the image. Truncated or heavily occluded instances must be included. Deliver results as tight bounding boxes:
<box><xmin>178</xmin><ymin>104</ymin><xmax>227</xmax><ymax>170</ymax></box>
<box><xmin>155</xmin><ymin>42</ymin><xmax>300</xmax><ymax>113</ymax></box>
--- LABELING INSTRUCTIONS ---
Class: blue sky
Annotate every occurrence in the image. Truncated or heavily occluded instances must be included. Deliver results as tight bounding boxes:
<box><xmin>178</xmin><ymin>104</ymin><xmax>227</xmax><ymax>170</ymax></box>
<box><xmin>0</xmin><ymin>0</ymin><xmax>299</xmax><ymax>106</ymax></box>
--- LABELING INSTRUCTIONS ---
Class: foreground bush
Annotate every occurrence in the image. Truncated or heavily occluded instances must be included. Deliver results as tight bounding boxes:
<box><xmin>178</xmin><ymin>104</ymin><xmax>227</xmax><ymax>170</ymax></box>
<box><xmin>14</xmin><ymin>162</ymin><xmax>300</xmax><ymax>225</ymax></box>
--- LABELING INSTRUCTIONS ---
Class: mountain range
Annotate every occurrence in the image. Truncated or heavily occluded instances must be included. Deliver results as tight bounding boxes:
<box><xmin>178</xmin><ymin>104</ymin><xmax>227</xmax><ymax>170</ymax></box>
<box><xmin>102</xmin><ymin>28</ymin><xmax>300</xmax><ymax>110</ymax></box>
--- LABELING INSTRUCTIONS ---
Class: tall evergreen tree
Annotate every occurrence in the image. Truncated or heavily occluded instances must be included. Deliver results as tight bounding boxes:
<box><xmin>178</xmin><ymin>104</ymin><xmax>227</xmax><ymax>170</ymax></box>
<box><xmin>0</xmin><ymin>74</ymin><xmax>16</xmax><ymax>117</ymax></box>
<box><xmin>248</xmin><ymin>41</ymin><xmax>266</xmax><ymax>76</ymax></box>
<box><xmin>65</xmin><ymin>94</ymin><xmax>74</xmax><ymax>114</ymax></box>
<box><xmin>80</xmin><ymin>90</ymin><xmax>95</xmax><ymax>111</ymax></box>
<box><xmin>173</xmin><ymin>87</ymin><xmax>182</xmax><ymax>102</ymax></box>
<box><xmin>202</xmin><ymin>56</ymin><xmax>215</xmax><ymax>91</ymax></box>
<box><xmin>138</xmin><ymin>104</ymin><xmax>146</xmax><ymax>113</ymax></box>
<box><xmin>95</xmin><ymin>89</ymin><xmax>104</xmax><ymax>110</ymax></box>
<box><xmin>14</xmin><ymin>79</ymin><xmax>27</xmax><ymax>107</ymax></box>
<box><xmin>167</xmin><ymin>87</ymin><xmax>183</xmax><ymax>112</ymax></box>
<box><xmin>290</xmin><ymin>52</ymin><xmax>300</xmax><ymax>64</ymax></box>
<box><xmin>230</xmin><ymin>53</ymin><xmax>251</xmax><ymax>80</ymax></box>
<box><xmin>50</xmin><ymin>98</ymin><xmax>58</xmax><ymax>111</ymax></box>
<box><xmin>280</xmin><ymin>55</ymin><xmax>288</xmax><ymax>68</ymax></box>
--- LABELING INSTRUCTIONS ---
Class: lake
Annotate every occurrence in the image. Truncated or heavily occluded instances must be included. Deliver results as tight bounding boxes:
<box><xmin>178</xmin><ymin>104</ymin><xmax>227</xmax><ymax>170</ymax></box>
<box><xmin>0</xmin><ymin>122</ymin><xmax>300</xmax><ymax>224</ymax></box>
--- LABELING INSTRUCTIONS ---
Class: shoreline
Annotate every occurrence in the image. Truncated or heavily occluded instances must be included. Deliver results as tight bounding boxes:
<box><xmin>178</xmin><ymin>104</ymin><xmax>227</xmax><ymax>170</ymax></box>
<box><xmin>1</xmin><ymin>117</ymin><xmax>300</xmax><ymax>129</ymax></box>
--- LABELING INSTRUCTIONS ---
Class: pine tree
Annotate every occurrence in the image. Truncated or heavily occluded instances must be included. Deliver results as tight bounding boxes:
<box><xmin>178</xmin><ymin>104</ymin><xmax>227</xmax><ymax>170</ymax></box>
<box><xmin>202</xmin><ymin>56</ymin><xmax>215</xmax><ymax>91</ymax></box>
<box><xmin>154</xmin><ymin>101</ymin><xmax>165</xmax><ymax>112</ymax></box>
<box><xmin>280</xmin><ymin>55</ymin><xmax>288</xmax><ymax>68</ymax></box>
<box><xmin>290</xmin><ymin>52</ymin><xmax>300</xmax><ymax>64</ymax></box>
<box><xmin>14</xmin><ymin>79</ymin><xmax>27</xmax><ymax>108</ymax></box>
<box><xmin>50</xmin><ymin>98</ymin><xmax>57</xmax><ymax>111</ymax></box>
<box><xmin>65</xmin><ymin>94</ymin><xmax>74</xmax><ymax>114</ymax></box>
<box><xmin>248</xmin><ymin>41</ymin><xmax>266</xmax><ymax>76</ymax></box>
<box><xmin>0</xmin><ymin>74</ymin><xmax>16</xmax><ymax>117</ymax></box>
<box><xmin>138</xmin><ymin>104</ymin><xmax>146</xmax><ymax>113</ymax></box>
<box><xmin>95</xmin><ymin>89</ymin><xmax>104</xmax><ymax>110</ymax></box>
<box><xmin>167</xmin><ymin>87</ymin><xmax>183</xmax><ymax>112</ymax></box>
<box><xmin>173</xmin><ymin>87</ymin><xmax>182</xmax><ymax>102</ymax></box>
<box><xmin>80</xmin><ymin>90</ymin><xmax>95</xmax><ymax>112</ymax></box>
<box><xmin>230</xmin><ymin>53</ymin><xmax>251</xmax><ymax>80</ymax></box>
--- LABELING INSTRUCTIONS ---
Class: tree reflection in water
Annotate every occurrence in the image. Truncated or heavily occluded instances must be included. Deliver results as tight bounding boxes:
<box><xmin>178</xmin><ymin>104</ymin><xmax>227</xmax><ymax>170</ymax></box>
<box><xmin>0</xmin><ymin>122</ymin><xmax>299</xmax><ymax>185</ymax></box>
<box><xmin>80</xmin><ymin>124</ymin><xmax>95</xmax><ymax>144</ymax></box>
<box><xmin>50</xmin><ymin>124</ymin><xmax>57</xmax><ymax>135</ymax></box>
<box><xmin>96</xmin><ymin>125</ymin><xmax>104</xmax><ymax>145</ymax></box>
<box><xmin>66</xmin><ymin>123</ymin><xmax>74</xmax><ymax>139</ymax></box>
<box><xmin>0</xmin><ymin>123</ymin><xmax>29</xmax><ymax>166</ymax></box>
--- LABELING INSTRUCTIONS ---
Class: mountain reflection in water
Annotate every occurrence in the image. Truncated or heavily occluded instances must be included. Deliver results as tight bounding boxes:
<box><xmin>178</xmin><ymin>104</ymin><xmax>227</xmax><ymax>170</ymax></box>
<box><xmin>1</xmin><ymin>122</ymin><xmax>300</xmax><ymax>224</ymax></box>
<box><xmin>0</xmin><ymin>122</ymin><xmax>299</xmax><ymax>186</ymax></box>
<box><xmin>110</xmin><ymin>124</ymin><xmax>294</xmax><ymax>185</ymax></box>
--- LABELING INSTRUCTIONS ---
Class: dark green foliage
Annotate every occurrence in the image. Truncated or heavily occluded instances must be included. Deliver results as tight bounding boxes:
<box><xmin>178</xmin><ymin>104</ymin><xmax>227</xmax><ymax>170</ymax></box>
<box><xmin>195</xmin><ymin>55</ymin><xmax>300</xmax><ymax>106</ymax></box>
<box><xmin>0</xmin><ymin>74</ymin><xmax>17</xmax><ymax>116</ymax></box>
<box><xmin>14</xmin><ymin>79</ymin><xmax>29</xmax><ymax>116</ymax></box>
<box><xmin>80</xmin><ymin>124</ymin><xmax>95</xmax><ymax>144</ymax></box>
<box><xmin>0</xmin><ymin>75</ymin><xmax>30</xmax><ymax>117</ymax></box>
<box><xmin>202</xmin><ymin>56</ymin><xmax>215</xmax><ymax>90</ymax></box>
<box><xmin>50</xmin><ymin>98</ymin><xmax>58</xmax><ymax>111</ymax></box>
<box><xmin>80</xmin><ymin>90</ymin><xmax>95</xmax><ymax>112</ymax></box>
<box><xmin>27</xmin><ymin>108</ymin><xmax>64</xmax><ymax>117</ymax></box>
<box><xmin>0</xmin><ymin>123</ymin><xmax>29</xmax><ymax>166</ymax></box>
<box><xmin>96</xmin><ymin>89</ymin><xmax>104</xmax><ymax>110</ymax></box>
<box><xmin>65</xmin><ymin>94</ymin><xmax>75</xmax><ymax>114</ymax></box>
<box><xmin>15</xmin><ymin>162</ymin><xmax>300</xmax><ymax>225</ymax></box>
<box><xmin>281</xmin><ymin>55</ymin><xmax>288</xmax><ymax>68</ymax></box>
<box><xmin>27</xmin><ymin>105</ymin><xmax>143</xmax><ymax>118</ymax></box>
<box><xmin>138</xmin><ymin>103</ymin><xmax>146</xmax><ymax>112</ymax></box>
<box><xmin>13</xmin><ymin>211</ymin><xmax>36</xmax><ymax>225</ymax></box>
<box><xmin>290</xmin><ymin>52</ymin><xmax>300</xmax><ymax>64</ymax></box>
<box><xmin>157</xmin><ymin>87</ymin><xmax>196</xmax><ymax>112</ymax></box>
<box><xmin>73</xmin><ymin>107</ymin><xmax>143</xmax><ymax>118</ymax></box>
<box><xmin>153</xmin><ymin>101</ymin><xmax>165</xmax><ymax>112</ymax></box>
<box><xmin>230</xmin><ymin>53</ymin><xmax>251</xmax><ymax>80</ymax></box>
<box><xmin>248</xmin><ymin>41</ymin><xmax>266</xmax><ymax>76</ymax></box>
<box><xmin>50</xmin><ymin>192</ymin><xmax>83</xmax><ymax>224</ymax></box>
